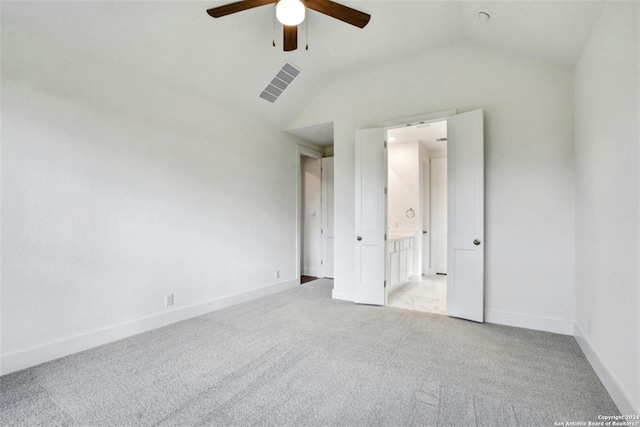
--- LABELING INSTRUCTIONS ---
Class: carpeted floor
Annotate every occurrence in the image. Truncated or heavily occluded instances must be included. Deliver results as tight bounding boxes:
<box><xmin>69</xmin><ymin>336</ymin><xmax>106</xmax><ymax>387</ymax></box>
<box><xmin>0</xmin><ymin>279</ymin><xmax>619</xmax><ymax>426</ymax></box>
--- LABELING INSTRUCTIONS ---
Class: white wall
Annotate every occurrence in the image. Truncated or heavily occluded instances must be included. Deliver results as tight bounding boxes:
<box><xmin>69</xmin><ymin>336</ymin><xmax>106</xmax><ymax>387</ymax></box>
<box><xmin>388</xmin><ymin>141</ymin><xmax>420</xmax><ymax>233</ymax></box>
<box><xmin>288</xmin><ymin>41</ymin><xmax>576</xmax><ymax>334</ymax></box>
<box><xmin>301</xmin><ymin>156</ymin><xmax>322</xmax><ymax>276</ymax></box>
<box><xmin>574</xmin><ymin>2</ymin><xmax>639</xmax><ymax>414</ymax></box>
<box><xmin>1</xmin><ymin>27</ymin><xmax>303</xmax><ymax>374</ymax></box>
<box><xmin>388</xmin><ymin>140</ymin><xmax>422</xmax><ymax>277</ymax></box>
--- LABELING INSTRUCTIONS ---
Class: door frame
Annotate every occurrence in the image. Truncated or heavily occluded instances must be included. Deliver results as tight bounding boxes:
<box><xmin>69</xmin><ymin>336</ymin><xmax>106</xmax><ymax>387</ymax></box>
<box><xmin>379</xmin><ymin>109</ymin><xmax>456</xmax><ymax>282</ymax></box>
<box><xmin>378</xmin><ymin>109</ymin><xmax>458</xmax><ymax>129</ymax></box>
<box><xmin>296</xmin><ymin>145</ymin><xmax>323</xmax><ymax>282</ymax></box>
<box><xmin>352</xmin><ymin>110</ymin><xmax>457</xmax><ymax>303</ymax></box>
<box><xmin>355</xmin><ymin>108</ymin><xmax>484</xmax><ymax>322</ymax></box>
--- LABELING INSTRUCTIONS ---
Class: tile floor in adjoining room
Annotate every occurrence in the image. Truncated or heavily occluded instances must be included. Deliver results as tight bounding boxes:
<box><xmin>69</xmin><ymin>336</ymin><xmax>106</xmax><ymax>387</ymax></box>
<box><xmin>387</xmin><ymin>274</ymin><xmax>447</xmax><ymax>314</ymax></box>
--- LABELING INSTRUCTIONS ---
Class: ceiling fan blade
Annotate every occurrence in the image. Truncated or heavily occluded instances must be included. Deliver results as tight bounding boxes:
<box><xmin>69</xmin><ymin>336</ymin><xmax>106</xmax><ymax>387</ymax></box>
<box><xmin>305</xmin><ymin>0</ymin><xmax>370</xmax><ymax>28</ymax></box>
<box><xmin>207</xmin><ymin>0</ymin><xmax>276</xmax><ymax>18</ymax></box>
<box><xmin>283</xmin><ymin>25</ymin><xmax>298</xmax><ymax>51</ymax></box>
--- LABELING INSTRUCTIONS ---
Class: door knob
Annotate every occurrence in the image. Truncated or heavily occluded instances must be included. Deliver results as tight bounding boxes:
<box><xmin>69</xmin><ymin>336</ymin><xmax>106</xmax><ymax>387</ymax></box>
<box><xmin>473</xmin><ymin>239</ymin><xmax>481</xmax><ymax>246</ymax></box>
<box><xmin>357</xmin><ymin>236</ymin><xmax>363</xmax><ymax>241</ymax></box>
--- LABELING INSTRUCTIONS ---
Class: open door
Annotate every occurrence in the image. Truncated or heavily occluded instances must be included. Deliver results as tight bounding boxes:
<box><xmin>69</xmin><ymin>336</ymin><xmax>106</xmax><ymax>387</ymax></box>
<box><xmin>321</xmin><ymin>157</ymin><xmax>334</xmax><ymax>278</ymax></box>
<box><xmin>354</xmin><ymin>128</ymin><xmax>386</xmax><ymax>305</ymax></box>
<box><xmin>447</xmin><ymin>109</ymin><xmax>485</xmax><ymax>322</ymax></box>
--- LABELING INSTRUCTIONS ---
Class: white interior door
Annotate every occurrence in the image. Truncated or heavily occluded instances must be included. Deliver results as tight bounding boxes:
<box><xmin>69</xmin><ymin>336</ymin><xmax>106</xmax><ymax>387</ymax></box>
<box><xmin>321</xmin><ymin>157</ymin><xmax>334</xmax><ymax>278</ymax></box>
<box><xmin>354</xmin><ymin>128</ymin><xmax>386</xmax><ymax>305</ymax></box>
<box><xmin>301</xmin><ymin>156</ymin><xmax>322</xmax><ymax>277</ymax></box>
<box><xmin>447</xmin><ymin>109</ymin><xmax>485</xmax><ymax>322</ymax></box>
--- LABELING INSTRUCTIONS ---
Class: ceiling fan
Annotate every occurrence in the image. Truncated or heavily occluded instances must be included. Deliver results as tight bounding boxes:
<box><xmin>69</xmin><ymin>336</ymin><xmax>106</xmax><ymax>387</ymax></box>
<box><xmin>206</xmin><ymin>0</ymin><xmax>371</xmax><ymax>52</ymax></box>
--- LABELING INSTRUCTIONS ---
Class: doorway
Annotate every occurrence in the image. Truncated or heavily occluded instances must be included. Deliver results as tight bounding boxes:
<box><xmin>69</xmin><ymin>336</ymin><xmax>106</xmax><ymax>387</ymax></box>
<box><xmin>300</xmin><ymin>154</ymin><xmax>322</xmax><ymax>282</ymax></box>
<box><xmin>385</xmin><ymin>120</ymin><xmax>448</xmax><ymax>315</ymax></box>
<box><xmin>297</xmin><ymin>144</ymin><xmax>335</xmax><ymax>285</ymax></box>
<box><xmin>354</xmin><ymin>109</ymin><xmax>484</xmax><ymax>322</ymax></box>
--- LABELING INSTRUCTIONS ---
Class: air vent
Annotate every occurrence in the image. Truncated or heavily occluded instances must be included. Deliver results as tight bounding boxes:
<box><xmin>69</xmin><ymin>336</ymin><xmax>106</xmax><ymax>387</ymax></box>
<box><xmin>259</xmin><ymin>62</ymin><xmax>301</xmax><ymax>103</ymax></box>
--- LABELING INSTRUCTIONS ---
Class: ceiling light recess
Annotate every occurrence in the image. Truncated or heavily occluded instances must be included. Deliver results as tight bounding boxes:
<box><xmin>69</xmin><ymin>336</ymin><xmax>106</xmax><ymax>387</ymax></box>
<box><xmin>259</xmin><ymin>62</ymin><xmax>301</xmax><ymax>103</ymax></box>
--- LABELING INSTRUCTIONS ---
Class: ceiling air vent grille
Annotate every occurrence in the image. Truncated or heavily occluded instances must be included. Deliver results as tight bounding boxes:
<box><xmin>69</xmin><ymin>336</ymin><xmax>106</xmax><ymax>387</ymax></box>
<box><xmin>259</xmin><ymin>62</ymin><xmax>301</xmax><ymax>103</ymax></box>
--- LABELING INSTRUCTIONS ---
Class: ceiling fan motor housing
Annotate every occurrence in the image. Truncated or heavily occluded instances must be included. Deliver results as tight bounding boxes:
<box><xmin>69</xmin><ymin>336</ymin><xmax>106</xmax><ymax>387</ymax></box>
<box><xmin>206</xmin><ymin>0</ymin><xmax>371</xmax><ymax>51</ymax></box>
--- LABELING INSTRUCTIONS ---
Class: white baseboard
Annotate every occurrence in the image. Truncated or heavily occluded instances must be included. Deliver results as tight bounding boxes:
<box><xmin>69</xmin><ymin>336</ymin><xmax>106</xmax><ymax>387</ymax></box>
<box><xmin>485</xmin><ymin>309</ymin><xmax>574</xmax><ymax>335</ymax></box>
<box><xmin>332</xmin><ymin>287</ymin><xmax>354</xmax><ymax>302</ymax></box>
<box><xmin>573</xmin><ymin>323</ymin><xmax>638</xmax><ymax>415</ymax></box>
<box><xmin>0</xmin><ymin>279</ymin><xmax>298</xmax><ymax>376</ymax></box>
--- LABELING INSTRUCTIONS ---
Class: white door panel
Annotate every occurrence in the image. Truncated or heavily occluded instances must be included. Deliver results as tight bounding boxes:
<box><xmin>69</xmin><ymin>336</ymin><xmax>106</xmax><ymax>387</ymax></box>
<box><xmin>321</xmin><ymin>157</ymin><xmax>334</xmax><ymax>278</ymax></box>
<box><xmin>354</xmin><ymin>128</ymin><xmax>386</xmax><ymax>305</ymax></box>
<box><xmin>447</xmin><ymin>109</ymin><xmax>485</xmax><ymax>322</ymax></box>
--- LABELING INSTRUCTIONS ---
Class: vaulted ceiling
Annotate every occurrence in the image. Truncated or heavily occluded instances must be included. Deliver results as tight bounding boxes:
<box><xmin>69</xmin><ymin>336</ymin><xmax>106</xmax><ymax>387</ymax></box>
<box><xmin>2</xmin><ymin>1</ymin><xmax>603</xmax><ymax>130</ymax></box>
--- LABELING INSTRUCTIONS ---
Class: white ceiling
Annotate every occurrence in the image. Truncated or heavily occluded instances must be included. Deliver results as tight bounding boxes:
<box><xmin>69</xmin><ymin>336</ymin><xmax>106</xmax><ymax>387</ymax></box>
<box><xmin>2</xmin><ymin>1</ymin><xmax>603</xmax><ymax>134</ymax></box>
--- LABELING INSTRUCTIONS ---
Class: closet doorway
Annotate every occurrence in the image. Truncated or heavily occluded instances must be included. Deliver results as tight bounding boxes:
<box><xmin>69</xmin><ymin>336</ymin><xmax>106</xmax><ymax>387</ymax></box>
<box><xmin>296</xmin><ymin>142</ymin><xmax>335</xmax><ymax>285</ymax></box>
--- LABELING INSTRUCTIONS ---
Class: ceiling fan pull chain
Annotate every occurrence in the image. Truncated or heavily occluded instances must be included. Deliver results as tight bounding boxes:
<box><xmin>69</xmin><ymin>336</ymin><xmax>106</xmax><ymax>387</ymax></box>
<box><xmin>273</xmin><ymin>5</ymin><xmax>277</xmax><ymax>47</ymax></box>
<box><xmin>305</xmin><ymin>13</ymin><xmax>309</xmax><ymax>50</ymax></box>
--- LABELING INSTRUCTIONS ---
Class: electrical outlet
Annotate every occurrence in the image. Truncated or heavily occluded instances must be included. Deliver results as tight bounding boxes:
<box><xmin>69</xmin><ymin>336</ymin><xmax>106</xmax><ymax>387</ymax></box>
<box><xmin>165</xmin><ymin>294</ymin><xmax>174</xmax><ymax>307</ymax></box>
<box><xmin>275</xmin><ymin>270</ymin><xmax>280</xmax><ymax>279</ymax></box>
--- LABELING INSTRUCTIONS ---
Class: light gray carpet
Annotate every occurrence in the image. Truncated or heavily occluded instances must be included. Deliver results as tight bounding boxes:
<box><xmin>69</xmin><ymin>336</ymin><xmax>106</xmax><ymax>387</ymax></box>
<box><xmin>1</xmin><ymin>279</ymin><xmax>619</xmax><ymax>426</ymax></box>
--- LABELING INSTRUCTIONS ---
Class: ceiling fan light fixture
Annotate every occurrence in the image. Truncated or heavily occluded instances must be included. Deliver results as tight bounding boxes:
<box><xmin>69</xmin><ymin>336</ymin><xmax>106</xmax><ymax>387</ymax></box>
<box><xmin>276</xmin><ymin>0</ymin><xmax>306</xmax><ymax>26</ymax></box>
